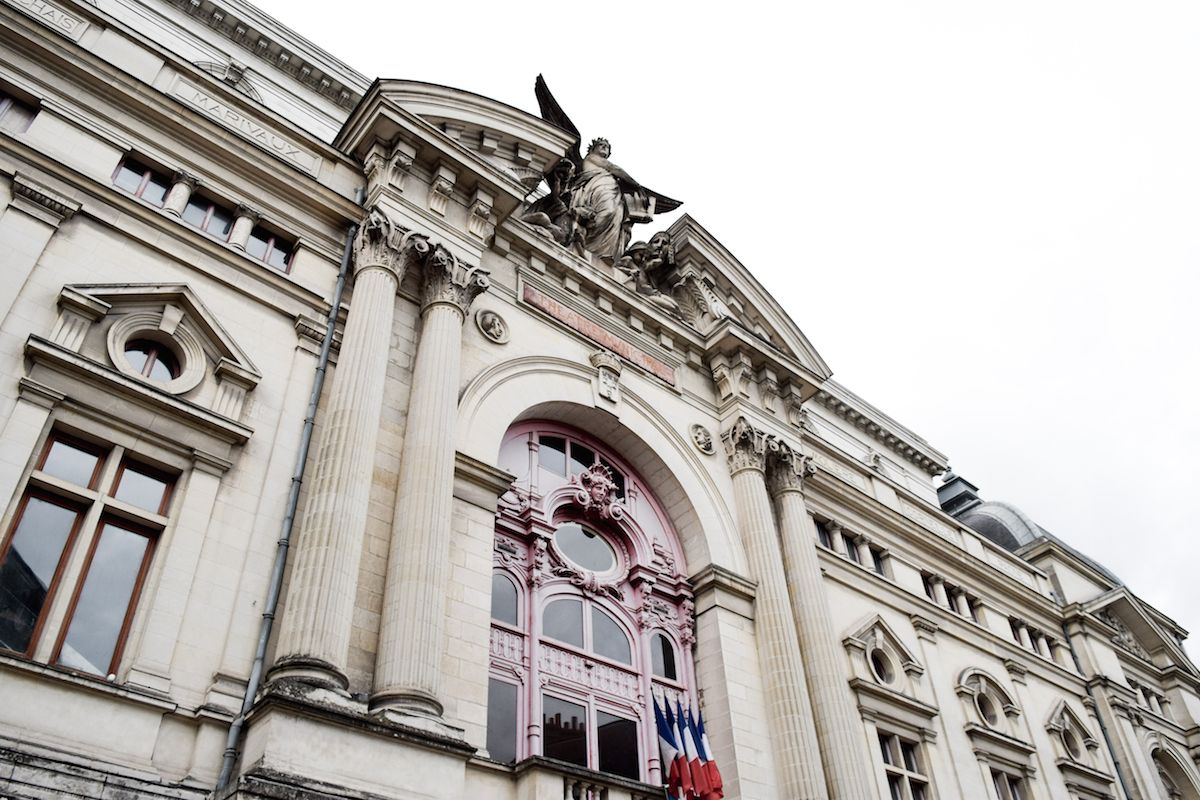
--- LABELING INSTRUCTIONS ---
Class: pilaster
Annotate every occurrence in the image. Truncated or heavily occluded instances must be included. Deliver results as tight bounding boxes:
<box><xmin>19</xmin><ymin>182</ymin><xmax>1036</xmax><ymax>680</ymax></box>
<box><xmin>0</xmin><ymin>173</ymin><xmax>80</xmax><ymax>323</ymax></box>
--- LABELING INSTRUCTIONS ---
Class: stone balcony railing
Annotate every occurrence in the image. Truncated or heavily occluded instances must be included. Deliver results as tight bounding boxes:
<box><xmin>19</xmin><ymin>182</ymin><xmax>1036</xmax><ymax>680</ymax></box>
<box><xmin>512</xmin><ymin>757</ymin><xmax>665</xmax><ymax>800</ymax></box>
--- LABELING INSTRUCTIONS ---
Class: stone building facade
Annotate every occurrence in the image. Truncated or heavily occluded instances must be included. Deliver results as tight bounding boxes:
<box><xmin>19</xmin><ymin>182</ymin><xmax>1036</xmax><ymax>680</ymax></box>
<box><xmin>0</xmin><ymin>0</ymin><xmax>1197</xmax><ymax>798</ymax></box>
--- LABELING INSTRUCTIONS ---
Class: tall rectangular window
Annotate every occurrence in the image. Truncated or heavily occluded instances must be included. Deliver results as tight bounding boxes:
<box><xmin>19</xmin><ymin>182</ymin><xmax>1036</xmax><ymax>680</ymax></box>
<box><xmin>0</xmin><ymin>432</ymin><xmax>175</xmax><ymax>678</ymax></box>
<box><xmin>879</xmin><ymin>731</ymin><xmax>931</xmax><ymax>800</ymax></box>
<box><xmin>486</xmin><ymin>678</ymin><xmax>518</xmax><ymax>764</ymax></box>
<box><xmin>991</xmin><ymin>769</ymin><xmax>1027</xmax><ymax>800</ymax></box>
<box><xmin>543</xmin><ymin>694</ymin><xmax>588</xmax><ymax>767</ymax></box>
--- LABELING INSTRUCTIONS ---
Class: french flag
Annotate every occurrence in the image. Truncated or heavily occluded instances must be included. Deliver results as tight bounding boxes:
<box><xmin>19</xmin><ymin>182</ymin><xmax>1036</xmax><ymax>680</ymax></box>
<box><xmin>693</xmin><ymin>706</ymin><xmax>724</xmax><ymax>799</ymax></box>
<box><xmin>654</xmin><ymin>695</ymin><xmax>688</xmax><ymax>800</ymax></box>
<box><xmin>677</xmin><ymin>700</ymin><xmax>712</xmax><ymax>796</ymax></box>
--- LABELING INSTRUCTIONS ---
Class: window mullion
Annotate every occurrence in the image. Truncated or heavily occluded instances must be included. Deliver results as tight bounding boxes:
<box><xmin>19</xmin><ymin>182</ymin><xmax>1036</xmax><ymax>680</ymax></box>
<box><xmin>29</xmin><ymin>498</ymin><xmax>104</xmax><ymax>662</ymax></box>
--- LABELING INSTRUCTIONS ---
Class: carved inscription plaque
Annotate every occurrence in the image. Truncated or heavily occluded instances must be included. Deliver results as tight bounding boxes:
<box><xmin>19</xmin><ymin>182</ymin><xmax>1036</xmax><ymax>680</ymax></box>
<box><xmin>172</xmin><ymin>78</ymin><xmax>322</xmax><ymax>176</ymax></box>
<box><xmin>6</xmin><ymin>0</ymin><xmax>87</xmax><ymax>39</ymax></box>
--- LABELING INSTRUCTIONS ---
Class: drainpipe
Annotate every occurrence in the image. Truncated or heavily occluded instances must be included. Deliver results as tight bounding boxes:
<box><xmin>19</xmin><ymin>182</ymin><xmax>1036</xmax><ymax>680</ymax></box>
<box><xmin>215</xmin><ymin>190</ymin><xmax>363</xmax><ymax>793</ymax></box>
<box><xmin>1061</xmin><ymin>620</ymin><xmax>1135</xmax><ymax>800</ymax></box>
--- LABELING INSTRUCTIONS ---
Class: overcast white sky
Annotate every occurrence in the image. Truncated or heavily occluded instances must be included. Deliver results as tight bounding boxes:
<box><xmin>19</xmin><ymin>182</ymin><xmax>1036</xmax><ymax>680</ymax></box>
<box><xmin>255</xmin><ymin>1</ymin><xmax>1199</xmax><ymax>650</ymax></box>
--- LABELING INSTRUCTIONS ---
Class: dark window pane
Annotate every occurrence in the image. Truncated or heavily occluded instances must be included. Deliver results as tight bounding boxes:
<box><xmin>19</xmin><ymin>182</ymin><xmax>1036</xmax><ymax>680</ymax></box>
<box><xmin>912</xmin><ymin>782</ymin><xmax>928</xmax><ymax>800</ymax></box>
<box><xmin>182</xmin><ymin>198</ymin><xmax>208</xmax><ymax>228</ymax></box>
<box><xmin>651</xmin><ymin>632</ymin><xmax>677</xmax><ymax>679</ymax></box>
<box><xmin>56</xmin><ymin>523</ymin><xmax>149</xmax><ymax>675</ymax></box>
<box><xmin>542</xmin><ymin>694</ymin><xmax>587</xmax><ymax>767</ymax></box>
<box><xmin>598</xmin><ymin>458</ymin><xmax>625</xmax><ymax>496</ymax></box>
<box><xmin>556</xmin><ymin>523</ymin><xmax>615</xmax><ymax>572</ymax></box>
<box><xmin>543</xmin><ymin>597</ymin><xmax>583</xmax><ymax>647</ymax></box>
<box><xmin>125</xmin><ymin>341</ymin><xmax>151</xmax><ymax>375</ymax></box>
<box><xmin>817</xmin><ymin>522</ymin><xmax>832</xmax><ymax>548</ymax></box>
<box><xmin>0</xmin><ymin>498</ymin><xmax>78</xmax><ymax>653</ymax></box>
<box><xmin>114</xmin><ymin>162</ymin><xmax>145</xmax><ymax>193</ymax></box>
<box><xmin>845</xmin><ymin>541</ymin><xmax>861</xmax><ymax>563</ymax></box>
<box><xmin>246</xmin><ymin>228</ymin><xmax>270</xmax><ymax>260</ymax></box>
<box><xmin>146</xmin><ymin>354</ymin><xmax>175</xmax><ymax>383</ymax></box>
<box><xmin>142</xmin><ymin>173</ymin><xmax>170</xmax><ymax>207</ymax></box>
<box><xmin>42</xmin><ymin>440</ymin><xmax>101</xmax><ymax>487</ymax></box>
<box><xmin>491</xmin><ymin>573</ymin><xmax>518</xmax><ymax>625</ymax></box>
<box><xmin>901</xmin><ymin>741</ymin><xmax>918</xmax><ymax>772</ymax></box>
<box><xmin>597</xmin><ymin>711</ymin><xmax>639</xmax><ymax>780</ymax></box>
<box><xmin>887</xmin><ymin>775</ymin><xmax>903</xmax><ymax>800</ymax></box>
<box><xmin>569</xmin><ymin>443</ymin><xmax>594</xmax><ymax>476</ymax></box>
<box><xmin>879</xmin><ymin>733</ymin><xmax>894</xmax><ymax>765</ymax></box>
<box><xmin>591</xmin><ymin>607</ymin><xmax>631</xmax><ymax>664</ymax></box>
<box><xmin>208</xmin><ymin>206</ymin><xmax>233</xmax><ymax>238</ymax></box>
<box><xmin>486</xmin><ymin>679</ymin><xmax>518</xmax><ymax>763</ymax></box>
<box><xmin>267</xmin><ymin>244</ymin><xmax>290</xmax><ymax>271</ymax></box>
<box><xmin>114</xmin><ymin>465</ymin><xmax>170</xmax><ymax>513</ymax></box>
<box><xmin>538</xmin><ymin>436</ymin><xmax>567</xmax><ymax>476</ymax></box>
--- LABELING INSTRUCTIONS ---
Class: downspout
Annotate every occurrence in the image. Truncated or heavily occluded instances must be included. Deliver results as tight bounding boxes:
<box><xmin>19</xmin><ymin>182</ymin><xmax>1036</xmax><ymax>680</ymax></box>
<box><xmin>215</xmin><ymin>189</ymin><xmax>363</xmax><ymax>793</ymax></box>
<box><xmin>1061</xmin><ymin>620</ymin><xmax>1135</xmax><ymax>800</ymax></box>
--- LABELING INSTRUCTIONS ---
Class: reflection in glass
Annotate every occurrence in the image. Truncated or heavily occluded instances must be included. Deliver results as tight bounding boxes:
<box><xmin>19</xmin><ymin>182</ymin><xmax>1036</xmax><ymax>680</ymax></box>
<box><xmin>591</xmin><ymin>607</ymin><xmax>631</xmax><ymax>664</ymax></box>
<box><xmin>538</xmin><ymin>436</ymin><xmax>567</xmax><ymax>476</ymax></box>
<box><xmin>569</xmin><ymin>443</ymin><xmax>594</xmax><ymax>476</ymax></box>
<box><xmin>556</xmin><ymin>523</ymin><xmax>615</xmax><ymax>572</ymax></box>
<box><xmin>542</xmin><ymin>694</ymin><xmax>587</xmax><ymax>767</ymax></box>
<box><xmin>491</xmin><ymin>573</ymin><xmax>518</xmax><ymax>625</ymax></box>
<box><xmin>652</xmin><ymin>632</ymin><xmax>677</xmax><ymax>679</ymax></box>
<box><xmin>597</xmin><ymin>711</ymin><xmax>639</xmax><ymax>780</ymax></box>
<box><xmin>113</xmin><ymin>464</ymin><xmax>170</xmax><ymax>513</ymax></box>
<box><xmin>543</xmin><ymin>598</ymin><xmax>583</xmax><ymax>647</ymax></box>
<box><xmin>0</xmin><ymin>498</ymin><xmax>78</xmax><ymax>653</ymax></box>
<box><xmin>41</xmin><ymin>440</ymin><xmax>101</xmax><ymax>487</ymax></box>
<box><xmin>56</xmin><ymin>523</ymin><xmax>150</xmax><ymax>675</ymax></box>
<box><xmin>124</xmin><ymin>340</ymin><xmax>180</xmax><ymax>382</ymax></box>
<box><xmin>486</xmin><ymin>679</ymin><xmax>518</xmax><ymax>764</ymax></box>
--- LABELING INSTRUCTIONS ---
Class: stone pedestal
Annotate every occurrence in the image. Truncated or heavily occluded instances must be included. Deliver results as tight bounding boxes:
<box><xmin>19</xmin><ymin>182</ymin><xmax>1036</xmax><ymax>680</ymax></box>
<box><xmin>722</xmin><ymin>418</ymin><xmax>828</xmax><ymax>799</ymax></box>
<box><xmin>371</xmin><ymin>245</ymin><xmax>489</xmax><ymax>726</ymax></box>
<box><xmin>271</xmin><ymin>208</ymin><xmax>409</xmax><ymax>690</ymax></box>
<box><xmin>769</xmin><ymin>446</ymin><xmax>877</xmax><ymax>800</ymax></box>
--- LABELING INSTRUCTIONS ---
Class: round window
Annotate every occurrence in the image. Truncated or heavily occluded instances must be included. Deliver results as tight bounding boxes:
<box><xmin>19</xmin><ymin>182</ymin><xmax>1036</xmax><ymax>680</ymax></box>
<box><xmin>1062</xmin><ymin>729</ymin><xmax>1082</xmax><ymax>760</ymax></box>
<box><xmin>125</xmin><ymin>338</ymin><xmax>181</xmax><ymax>382</ymax></box>
<box><xmin>976</xmin><ymin>692</ymin><xmax>1000</xmax><ymax>726</ymax></box>
<box><xmin>869</xmin><ymin>648</ymin><xmax>895</xmax><ymax>684</ymax></box>
<box><xmin>555</xmin><ymin>522</ymin><xmax>616</xmax><ymax>572</ymax></box>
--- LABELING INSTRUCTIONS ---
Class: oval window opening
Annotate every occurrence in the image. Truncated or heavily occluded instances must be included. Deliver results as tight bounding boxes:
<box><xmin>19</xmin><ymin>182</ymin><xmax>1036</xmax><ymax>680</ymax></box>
<box><xmin>556</xmin><ymin>522</ymin><xmax>616</xmax><ymax>572</ymax></box>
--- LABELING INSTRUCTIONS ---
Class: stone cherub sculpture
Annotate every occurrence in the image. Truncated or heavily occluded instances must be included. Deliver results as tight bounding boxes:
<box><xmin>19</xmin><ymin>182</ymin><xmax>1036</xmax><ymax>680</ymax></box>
<box><xmin>615</xmin><ymin>231</ymin><xmax>682</xmax><ymax>316</ymax></box>
<box><xmin>522</xmin><ymin>75</ymin><xmax>682</xmax><ymax>263</ymax></box>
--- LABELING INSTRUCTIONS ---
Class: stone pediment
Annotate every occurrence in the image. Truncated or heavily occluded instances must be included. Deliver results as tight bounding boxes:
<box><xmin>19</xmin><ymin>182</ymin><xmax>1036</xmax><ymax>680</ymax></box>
<box><xmin>1086</xmin><ymin>591</ymin><xmax>1196</xmax><ymax>673</ymax></box>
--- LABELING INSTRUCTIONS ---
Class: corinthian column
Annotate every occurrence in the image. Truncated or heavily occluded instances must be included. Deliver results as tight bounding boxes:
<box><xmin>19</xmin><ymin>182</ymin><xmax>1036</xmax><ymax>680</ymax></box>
<box><xmin>271</xmin><ymin>207</ymin><xmax>411</xmax><ymax>689</ymax></box>
<box><xmin>372</xmin><ymin>245</ymin><xmax>489</xmax><ymax>722</ymax></box>
<box><xmin>722</xmin><ymin>418</ymin><xmax>828</xmax><ymax>799</ymax></box>
<box><xmin>769</xmin><ymin>445</ymin><xmax>877</xmax><ymax>800</ymax></box>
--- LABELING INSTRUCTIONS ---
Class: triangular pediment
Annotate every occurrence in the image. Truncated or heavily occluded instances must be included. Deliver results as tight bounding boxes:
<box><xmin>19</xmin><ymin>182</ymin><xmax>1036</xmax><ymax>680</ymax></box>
<box><xmin>667</xmin><ymin>215</ymin><xmax>832</xmax><ymax>383</ymax></box>
<box><xmin>1086</xmin><ymin>590</ymin><xmax>1196</xmax><ymax>674</ymax></box>
<box><xmin>68</xmin><ymin>283</ymin><xmax>260</xmax><ymax>376</ymax></box>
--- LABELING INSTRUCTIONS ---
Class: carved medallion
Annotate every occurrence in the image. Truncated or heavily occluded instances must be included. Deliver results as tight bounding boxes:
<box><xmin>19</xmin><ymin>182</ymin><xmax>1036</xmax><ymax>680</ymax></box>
<box><xmin>475</xmin><ymin>309</ymin><xmax>510</xmax><ymax>344</ymax></box>
<box><xmin>690</xmin><ymin>424</ymin><xmax>715</xmax><ymax>455</ymax></box>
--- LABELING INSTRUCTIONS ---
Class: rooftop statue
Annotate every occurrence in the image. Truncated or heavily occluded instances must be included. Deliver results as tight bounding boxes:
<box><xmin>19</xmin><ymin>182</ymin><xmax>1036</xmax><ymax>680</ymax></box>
<box><xmin>525</xmin><ymin>75</ymin><xmax>682</xmax><ymax>263</ymax></box>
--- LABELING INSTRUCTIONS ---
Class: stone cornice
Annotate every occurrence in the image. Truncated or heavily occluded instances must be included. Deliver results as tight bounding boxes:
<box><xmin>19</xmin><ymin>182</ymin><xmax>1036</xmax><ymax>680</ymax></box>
<box><xmin>162</xmin><ymin>0</ymin><xmax>367</xmax><ymax>110</ymax></box>
<box><xmin>815</xmin><ymin>380</ymin><xmax>948</xmax><ymax>475</ymax></box>
<box><xmin>11</xmin><ymin>171</ymin><xmax>81</xmax><ymax>224</ymax></box>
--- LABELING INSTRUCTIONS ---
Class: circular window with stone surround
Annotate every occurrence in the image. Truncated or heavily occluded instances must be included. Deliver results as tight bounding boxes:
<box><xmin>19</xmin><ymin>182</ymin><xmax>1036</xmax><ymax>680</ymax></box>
<box><xmin>869</xmin><ymin>648</ymin><xmax>896</xmax><ymax>684</ymax></box>
<box><xmin>107</xmin><ymin>311</ymin><xmax>206</xmax><ymax>394</ymax></box>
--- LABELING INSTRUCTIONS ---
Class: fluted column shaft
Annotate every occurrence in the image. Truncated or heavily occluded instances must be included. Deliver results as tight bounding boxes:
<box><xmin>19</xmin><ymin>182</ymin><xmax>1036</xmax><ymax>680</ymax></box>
<box><xmin>373</xmin><ymin>247</ymin><xmax>489</xmax><ymax>717</ymax></box>
<box><xmin>771</xmin><ymin>455</ymin><xmax>878</xmax><ymax>800</ymax></box>
<box><xmin>723</xmin><ymin>419</ymin><xmax>828</xmax><ymax>799</ymax></box>
<box><xmin>272</xmin><ymin>208</ymin><xmax>406</xmax><ymax>689</ymax></box>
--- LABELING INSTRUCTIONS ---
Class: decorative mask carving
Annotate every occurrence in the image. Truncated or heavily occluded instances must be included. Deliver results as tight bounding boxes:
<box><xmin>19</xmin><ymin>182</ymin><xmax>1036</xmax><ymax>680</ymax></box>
<box><xmin>571</xmin><ymin>463</ymin><xmax>625</xmax><ymax>521</ymax></box>
<box><xmin>690</xmin><ymin>424</ymin><xmax>715</xmax><ymax>455</ymax></box>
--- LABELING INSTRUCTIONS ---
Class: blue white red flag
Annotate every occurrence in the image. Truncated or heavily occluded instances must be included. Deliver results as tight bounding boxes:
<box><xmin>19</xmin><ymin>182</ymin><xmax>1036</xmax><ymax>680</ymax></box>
<box><xmin>693</xmin><ymin>706</ymin><xmax>724</xmax><ymax>799</ymax></box>
<box><xmin>677</xmin><ymin>700</ymin><xmax>711</xmax><ymax>796</ymax></box>
<box><xmin>653</xmin><ymin>695</ymin><xmax>685</xmax><ymax>800</ymax></box>
<box><xmin>663</xmin><ymin>699</ymin><xmax>693</xmax><ymax>798</ymax></box>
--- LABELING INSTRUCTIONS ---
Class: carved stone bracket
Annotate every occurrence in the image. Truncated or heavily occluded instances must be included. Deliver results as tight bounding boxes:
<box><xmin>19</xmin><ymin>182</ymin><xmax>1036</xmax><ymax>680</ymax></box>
<box><xmin>710</xmin><ymin>350</ymin><xmax>753</xmax><ymax>404</ymax></box>
<box><xmin>419</xmin><ymin>243</ymin><xmax>491</xmax><ymax>315</ymax></box>
<box><xmin>429</xmin><ymin>164</ymin><xmax>457</xmax><ymax>216</ymax></box>
<box><xmin>12</xmin><ymin>173</ymin><xmax>81</xmax><ymax>226</ymax></box>
<box><xmin>364</xmin><ymin>139</ymin><xmax>417</xmax><ymax>198</ymax></box>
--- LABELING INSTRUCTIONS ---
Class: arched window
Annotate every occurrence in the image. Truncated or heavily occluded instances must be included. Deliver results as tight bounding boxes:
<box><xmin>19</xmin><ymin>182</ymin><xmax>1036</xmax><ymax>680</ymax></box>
<box><xmin>487</xmin><ymin>422</ymin><xmax>695</xmax><ymax>784</ymax></box>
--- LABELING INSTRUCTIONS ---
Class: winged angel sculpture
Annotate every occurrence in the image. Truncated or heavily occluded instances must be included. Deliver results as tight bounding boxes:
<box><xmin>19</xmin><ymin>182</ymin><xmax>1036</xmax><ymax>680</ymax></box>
<box><xmin>519</xmin><ymin>75</ymin><xmax>682</xmax><ymax>263</ymax></box>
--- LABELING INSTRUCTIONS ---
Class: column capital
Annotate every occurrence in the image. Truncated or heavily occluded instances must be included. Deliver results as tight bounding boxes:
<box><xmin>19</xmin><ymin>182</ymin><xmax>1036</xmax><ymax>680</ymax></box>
<box><xmin>352</xmin><ymin>205</ymin><xmax>414</xmax><ymax>280</ymax></box>
<box><xmin>235</xmin><ymin>202</ymin><xmax>263</xmax><ymax>223</ymax></box>
<box><xmin>766</xmin><ymin>439</ymin><xmax>814</xmax><ymax>496</ymax></box>
<box><xmin>172</xmin><ymin>169</ymin><xmax>202</xmax><ymax>190</ymax></box>
<box><xmin>722</xmin><ymin>416</ymin><xmax>768</xmax><ymax>474</ymax></box>
<box><xmin>418</xmin><ymin>243</ymin><xmax>490</xmax><ymax>316</ymax></box>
